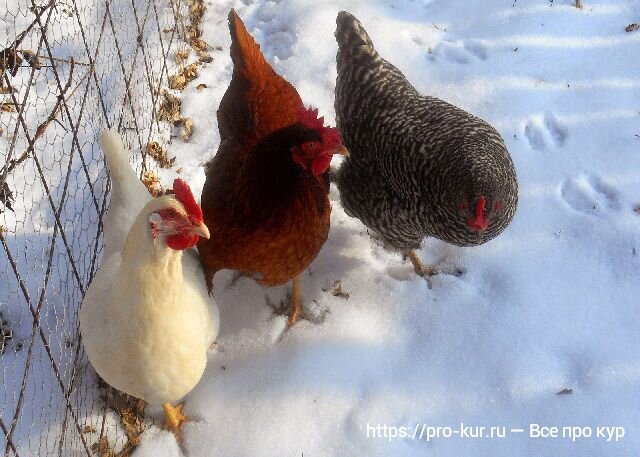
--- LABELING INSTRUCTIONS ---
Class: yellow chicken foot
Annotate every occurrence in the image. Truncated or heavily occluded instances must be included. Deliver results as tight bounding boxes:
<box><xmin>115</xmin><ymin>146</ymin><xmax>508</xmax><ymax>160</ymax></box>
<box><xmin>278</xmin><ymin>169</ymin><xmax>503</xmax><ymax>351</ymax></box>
<box><xmin>405</xmin><ymin>250</ymin><xmax>439</xmax><ymax>278</ymax></box>
<box><xmin>162</xmin><ymin>402</ymin><xmax>189</xmax><ymax>442</ymax></box>
<box><xmin>287</xmin><ymin>275</ymin><xmax>303</xmax><ymax>327</ymax></box>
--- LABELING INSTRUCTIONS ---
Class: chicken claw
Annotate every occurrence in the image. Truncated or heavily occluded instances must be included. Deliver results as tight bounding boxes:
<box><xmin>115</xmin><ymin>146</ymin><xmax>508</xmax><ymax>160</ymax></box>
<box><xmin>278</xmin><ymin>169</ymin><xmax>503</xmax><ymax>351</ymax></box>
<box><xmin>162</xmin><ymin>402</ymin><xmax>189</xmax><ymax>442</ymax></box>
<box><xmin>405</xmin><ymin>250</ymin><xmax>439</xmax><ymax>278</ymax></box>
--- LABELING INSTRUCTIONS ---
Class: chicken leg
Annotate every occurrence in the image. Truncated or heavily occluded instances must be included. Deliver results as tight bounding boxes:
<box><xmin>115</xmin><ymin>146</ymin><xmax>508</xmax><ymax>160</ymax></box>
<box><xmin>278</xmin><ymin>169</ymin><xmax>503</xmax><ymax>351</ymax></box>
<box><xmin>405</xmin><ymin>250</ymin><xmax>438</xmax><ymax>277</ymax></box>
<box><xmin>287</xmin><ymin>275</ymin><xmax>303</xmax><ymax>327</ymax></box>
<box><xmin>162</xmin><ymin>402</ymin><xmax>189</xmax><ymax>442</ymax></box>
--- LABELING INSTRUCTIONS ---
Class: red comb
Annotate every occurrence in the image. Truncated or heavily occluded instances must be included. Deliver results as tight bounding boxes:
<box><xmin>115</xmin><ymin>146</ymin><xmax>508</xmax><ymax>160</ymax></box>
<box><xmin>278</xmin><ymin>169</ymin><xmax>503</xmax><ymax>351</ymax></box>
<box><xmin>173</xmin><ymin>179</ymin><xmax>203</xmax><ymax>223</ymax></box>
<box><xmin>297</xmin><ymin>106</ymin><xmax>342</xmax><ymax>148</ymax></box>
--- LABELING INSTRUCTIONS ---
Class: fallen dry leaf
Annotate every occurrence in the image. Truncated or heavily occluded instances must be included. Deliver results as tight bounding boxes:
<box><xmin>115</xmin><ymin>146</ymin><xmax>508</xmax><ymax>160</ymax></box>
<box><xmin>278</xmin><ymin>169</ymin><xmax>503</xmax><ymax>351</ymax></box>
<box><xmin>190</xmin><ymin>37</ymin><xmax>209</xmax><ymax>52</ymax></box>
<box><xmin>168</xmin><ymin>74</ymin><xmax>186</xmax><ymax>90</ymax></box>
<box><xmin>0</xmin><ymin>48</ymin><xmax>22</xmax><ymax>77</ymax></box>
<box><xmin>91</xmin><ymin>436</ymin><xmax>114</xmax><ymax>457</ymax></box>
<box><xmin>174</xmin><ymin>48</ymin><xmax>191</xmax><ymax>65</ymax></box>
<box><xmin>20</xmin><ymin>50</ymin><xmax>42</xmax><ymax>69</ymax></box>
<box><xmin>626</xmin><ymin>23</ymin><xmax>640</xmax><ymax>32</ymax></box>
<box><xmin>197</xmin><ymin>50</ymin><xmax>213</xmax><ymax>63</ymax></box>
<box><xmin>141</xmin><ymin>171</ymin><xmax>162</xmax><ymax>197</ymax></box>
<box><xmin>158</xmin><ymin>90</ymin><xmax>181</xmax><ymax>122</ymax></box>
<box><xmin>556</xmin><ymin>387</ymin><xmax>574</xmax><ymax>395</ymax></box>
<box><xmin>322</xmin><ymin>280</ymin><xmax>350</xmax><ymax>300</ymax></box>
<box><xmin>168</xmin><ymin>63</ymin><xmax>199</xmax><ymax>90</ymax></box>
<box><xmin>145</xmin><ymin>141</ymin><xmax>175</xmax><ymax>169</ymax></box>
<box><xmin>175</xmin><ymin>117</ymin><xmax>193</xmax><ymax>141</ymax></box>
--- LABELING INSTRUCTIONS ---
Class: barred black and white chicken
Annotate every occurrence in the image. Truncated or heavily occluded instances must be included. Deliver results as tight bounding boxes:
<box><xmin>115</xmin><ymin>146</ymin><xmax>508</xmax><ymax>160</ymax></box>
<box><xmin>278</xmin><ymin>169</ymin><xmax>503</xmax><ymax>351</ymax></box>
<box><xmin>334</xmin><ymin>11</ymin><xmax>518</xmax><ymax>278</ymax></box>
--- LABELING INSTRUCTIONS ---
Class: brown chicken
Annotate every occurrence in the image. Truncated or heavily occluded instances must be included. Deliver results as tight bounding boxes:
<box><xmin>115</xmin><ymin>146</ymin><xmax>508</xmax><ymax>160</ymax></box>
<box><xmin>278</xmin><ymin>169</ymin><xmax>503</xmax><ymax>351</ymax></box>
<box><xmin>198</xmin><ymin>9</ymin><xmax>348</xmax><ymax>326</ymax></box>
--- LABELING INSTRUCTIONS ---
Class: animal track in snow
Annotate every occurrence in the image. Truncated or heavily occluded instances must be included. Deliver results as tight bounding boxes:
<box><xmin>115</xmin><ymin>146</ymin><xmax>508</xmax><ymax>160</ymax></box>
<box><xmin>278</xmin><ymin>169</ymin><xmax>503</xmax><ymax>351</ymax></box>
<box><xmin>256</xmin><ymin>2</ymin><xmax>296</xmax><ymax>60</ymax></box>
<box><xmin>431</xmin><ymin>39</ymin><xmax>488</xmax><ymax>64</ymax></box>
<box><xmin>411</xmin><ymin>35</ymin><xmax>425</xmax><ymax>46</ymax></box>
<box><xmin>560</xmin><ymin>175</ymin><xmax>620</xmax><ymax>216</ymax></box>
<box><xmin>524</xmin><ymin>114</ymin><xmax>568</xmax><ymax>151</ymax></box>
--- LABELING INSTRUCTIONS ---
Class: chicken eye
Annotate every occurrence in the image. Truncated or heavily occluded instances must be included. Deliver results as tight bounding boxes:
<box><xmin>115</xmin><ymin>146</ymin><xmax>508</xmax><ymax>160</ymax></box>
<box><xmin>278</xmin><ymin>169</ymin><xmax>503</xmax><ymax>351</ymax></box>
<box><xmin>165</xmin><ymin>209</ymin><xmax>177</xmax><ymax>219</ymax></box>
<box><xmin>301</xmin><ymin>141</ymin><xmax>320</xmax><ymax>156</ymax></box>
<box><xmin>459</xmin><ymin>200</ymin><xmax>467</xmax><ymax>212</ymax></box>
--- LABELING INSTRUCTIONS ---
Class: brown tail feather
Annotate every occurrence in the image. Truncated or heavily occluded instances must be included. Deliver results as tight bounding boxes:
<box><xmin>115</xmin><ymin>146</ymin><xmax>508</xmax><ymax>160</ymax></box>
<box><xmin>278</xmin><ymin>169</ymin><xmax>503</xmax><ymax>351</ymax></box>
<box><xmin>228</xmin><ymin>9</ymin><xmax>271</xmax><ymax>83</ymax></box>
<box><xmin>218</xmin><ymin>9</ymin><xmax>303</xmax><ymax>150</ymax></box>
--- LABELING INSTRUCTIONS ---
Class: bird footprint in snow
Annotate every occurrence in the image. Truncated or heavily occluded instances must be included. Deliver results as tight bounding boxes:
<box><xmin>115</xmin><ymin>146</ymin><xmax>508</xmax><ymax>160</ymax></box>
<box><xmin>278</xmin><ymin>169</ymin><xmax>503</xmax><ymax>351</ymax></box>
<box><xmin>524</xmin><ymin>114</ymin><xmax>567</xmax><ymax>151</ymax></box>
<box><xmin>256</xmin><ymin>3</ymin><xmax>296</xmax><ymax>60</ymax></box>
<box><xmin>431</xmin><ymin>39</ymin><xmax>488</xmax><ymax>64</ymax></box>
<box><xmin>561</xmin><ymin>175</ymin><xmax>620</xmax><ymax>216</ymax></box>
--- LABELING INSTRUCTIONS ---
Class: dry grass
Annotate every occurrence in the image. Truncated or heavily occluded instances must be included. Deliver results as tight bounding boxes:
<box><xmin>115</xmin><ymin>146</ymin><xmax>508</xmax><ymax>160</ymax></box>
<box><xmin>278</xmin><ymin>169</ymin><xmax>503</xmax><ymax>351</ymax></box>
<box><xmin>91</xmin><ymin>382</ymin><xmax>147</xmax><ymax>457</ymax></box>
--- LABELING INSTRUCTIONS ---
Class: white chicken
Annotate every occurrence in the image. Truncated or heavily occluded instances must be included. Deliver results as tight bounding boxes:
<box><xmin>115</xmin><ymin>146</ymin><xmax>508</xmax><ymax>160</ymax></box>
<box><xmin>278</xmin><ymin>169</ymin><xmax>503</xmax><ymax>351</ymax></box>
<box><xmin>80</xmin><ymin>130</ymin><xmax>219</xmax><ymax>440</ymax></box>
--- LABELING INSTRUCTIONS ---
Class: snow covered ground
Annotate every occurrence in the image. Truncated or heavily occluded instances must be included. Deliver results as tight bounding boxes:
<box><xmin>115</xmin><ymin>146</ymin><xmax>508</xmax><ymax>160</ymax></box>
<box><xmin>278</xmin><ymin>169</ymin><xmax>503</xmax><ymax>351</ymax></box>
<box><xmin>5</xmin><ymin>0</ymin><xmax>640</xmax><ymax>455</ymax></box>
<box><xmin>130</xmin><ymin>0</ymin><xmax>640</xmax><ymax>456</ymax></box>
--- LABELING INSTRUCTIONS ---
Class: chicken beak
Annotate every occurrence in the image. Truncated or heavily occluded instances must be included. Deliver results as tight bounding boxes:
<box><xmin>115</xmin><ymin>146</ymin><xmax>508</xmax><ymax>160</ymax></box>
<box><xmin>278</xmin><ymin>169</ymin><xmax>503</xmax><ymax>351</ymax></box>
<box><xmin>192</xmin><ymin>222</ymin><xmax>210</xmax><ymax>239</ymax></box>
<box><xmin>333</xmin><ymin>145</ymin><xmax>350</xmax><ymax>157</ymax></box>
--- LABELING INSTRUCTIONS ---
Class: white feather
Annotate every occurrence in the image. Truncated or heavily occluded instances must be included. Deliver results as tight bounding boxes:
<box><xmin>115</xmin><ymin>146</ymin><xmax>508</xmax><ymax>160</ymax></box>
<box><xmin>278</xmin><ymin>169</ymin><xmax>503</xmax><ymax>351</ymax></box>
<box><xmin>99</xmin><ymin>129</ymin><xmax>152</xmax><ymax>259</ymax></box>
<box><xmin>80</xmin><ymin>131</ymin><xmax>219</xmax><ymax>405</ymax></box>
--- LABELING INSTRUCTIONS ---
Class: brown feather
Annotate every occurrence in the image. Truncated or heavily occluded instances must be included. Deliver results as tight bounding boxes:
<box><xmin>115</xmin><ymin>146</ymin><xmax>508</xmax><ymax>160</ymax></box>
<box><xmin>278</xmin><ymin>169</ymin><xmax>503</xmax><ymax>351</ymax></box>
<box><xmin>218</xmin><ymin>10</ymin><xmax>303</xmax><ymax>156</ymax></box>
<box><xmin>199</xmin><ymin>10</ymin><xmax>332</xmax><ymax>293</ymax></box>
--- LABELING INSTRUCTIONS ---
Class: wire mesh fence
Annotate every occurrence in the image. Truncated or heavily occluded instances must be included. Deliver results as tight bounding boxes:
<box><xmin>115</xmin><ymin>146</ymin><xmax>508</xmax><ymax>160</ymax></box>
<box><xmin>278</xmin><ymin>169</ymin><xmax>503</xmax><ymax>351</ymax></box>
<box><xmin>0</xmin><ymin>0</ymin><xmax>189</xmax><ymax>454</ymax></box>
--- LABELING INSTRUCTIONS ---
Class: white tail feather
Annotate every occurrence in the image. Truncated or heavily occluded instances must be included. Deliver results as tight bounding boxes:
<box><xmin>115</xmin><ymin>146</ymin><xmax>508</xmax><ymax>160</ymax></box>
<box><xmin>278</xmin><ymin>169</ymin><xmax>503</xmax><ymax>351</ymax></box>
<box><xmin>99</xmin><ymin>129</ymin><xmax>152</xmax><ymax>259</ymax></box>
